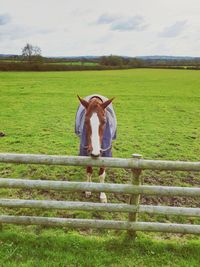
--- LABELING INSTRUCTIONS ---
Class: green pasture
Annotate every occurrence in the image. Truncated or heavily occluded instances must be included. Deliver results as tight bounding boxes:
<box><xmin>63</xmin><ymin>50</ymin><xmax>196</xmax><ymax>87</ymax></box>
<box><xmin>1</xmin><ymin>69</ymin><xmax>200</xmax><ymax>159</ymax></box>
<box><xmin>0</xmin><ymin>69</ymin><xmax>200</xmax><ymax>266</ymax></box>
<box><xmin>1</xmin><ymin>228</ymin><xmax>200</xmax><ymax>267</ymax></box>
<box><xmin>47</xmin><ymin>61</ymin><xmax>99</xmax><ymax>66</ymax></box>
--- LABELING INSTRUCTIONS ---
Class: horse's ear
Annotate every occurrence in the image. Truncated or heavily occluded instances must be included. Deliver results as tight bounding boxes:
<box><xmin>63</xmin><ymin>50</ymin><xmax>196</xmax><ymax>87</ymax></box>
<box><xmin>77</xmin><ymin>95</ymin><xmax>89</xmax><ymax>109</ymax></box>
<box><xmin>101</xmin><ymin>97</ymin><xmax>115</xmax><ymax>109</ymax></box>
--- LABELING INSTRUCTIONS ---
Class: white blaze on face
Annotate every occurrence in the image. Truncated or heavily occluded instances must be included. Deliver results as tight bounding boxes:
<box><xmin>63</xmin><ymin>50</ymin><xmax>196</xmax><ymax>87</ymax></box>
<box><xmin>90</xmin><ymin>112</ymin><xmax>100</xmax><ymax>156</ymax></box>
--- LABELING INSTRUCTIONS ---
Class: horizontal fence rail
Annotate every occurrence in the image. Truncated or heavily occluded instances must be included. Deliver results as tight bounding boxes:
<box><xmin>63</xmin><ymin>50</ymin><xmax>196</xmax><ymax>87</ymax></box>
<box><xmin>1</xmin><ymin>152</ymin><xmax>200</xmax><ymax>235</ymax></box>
<box><xmin>1</xmin><ymin>178</ymin><xmax>200</xmax><ymax>197</ymax></box>
<box><xmin>1</xmin><ymin>199</ymin><xmax>200</xmax><ymax>217</ymax></box>
<box><xmin>1</xmin><ymin>215</ymin><xmax>200</xmax><ymax>234</ymax></box>
<box><xmin>1</xmin><ymin>153</ymin><xmax>200</xmax><ymax>171</ymax></box>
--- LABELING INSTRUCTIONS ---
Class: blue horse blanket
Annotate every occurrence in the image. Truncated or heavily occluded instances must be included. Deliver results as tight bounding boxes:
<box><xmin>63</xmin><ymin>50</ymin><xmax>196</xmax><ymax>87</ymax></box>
<box><xmin>75</xmin><ymin>94</ymin><xmax>117</xmax><ymax>157</ymax></box>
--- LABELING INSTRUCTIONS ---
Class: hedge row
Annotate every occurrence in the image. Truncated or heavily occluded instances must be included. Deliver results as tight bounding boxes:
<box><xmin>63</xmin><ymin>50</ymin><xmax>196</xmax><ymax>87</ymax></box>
<box><xmin>0</xmin><ymin>62</ymin><xmax>199</xmax><ymax>71</ymax></box>
<box><xmin>0</xmin><ymin>63</ymin><xmax>132</xmax><ymax>71</ymax></box>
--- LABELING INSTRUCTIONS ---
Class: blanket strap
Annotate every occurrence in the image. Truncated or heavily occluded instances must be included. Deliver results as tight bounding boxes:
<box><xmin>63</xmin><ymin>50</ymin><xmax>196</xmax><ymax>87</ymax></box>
<box><xmin>101</xmin><ymin>144</ymin><xmax>112</xmax><ymax>152</ymax></box>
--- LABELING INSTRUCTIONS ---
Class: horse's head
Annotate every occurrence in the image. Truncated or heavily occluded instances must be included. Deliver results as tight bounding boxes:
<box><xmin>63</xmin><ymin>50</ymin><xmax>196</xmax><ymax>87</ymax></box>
<box><xmin>78</xmin><ymin>95</ymin><xmax>114</xmax><ymax>158</ymax></box>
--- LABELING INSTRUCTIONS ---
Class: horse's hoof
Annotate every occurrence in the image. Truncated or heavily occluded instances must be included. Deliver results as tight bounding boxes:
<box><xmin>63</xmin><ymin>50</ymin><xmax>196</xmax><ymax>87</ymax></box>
<box><xmin>100</xmin><ymin>192</ymin><xmax>107</xmax><ymax>203</ymax></box>
<box><xmin>85</xmin><ymin>191</ymin><xmax>92</xmax><ymax>198</ymax></box>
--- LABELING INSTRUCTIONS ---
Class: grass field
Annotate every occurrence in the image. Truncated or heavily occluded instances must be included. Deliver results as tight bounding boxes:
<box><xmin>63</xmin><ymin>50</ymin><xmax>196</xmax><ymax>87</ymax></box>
<box><xmin>1</xmin><ymin>69</ymin><xmax>200</xmax><ymax>266</ymax></box>
<box><xmin>47</xmin><ymin>61</ymin><xmax>99</xmax><ymax>66</ymax></box>
<box><xmin>1</xmin><ymin>69</ymin><xmax>200</xmax><ymax>159</ymax></box>
<box><xmin>1</xmin><ymin>229</ymin><xmax>200</xmax><ymax>267</ymax></box>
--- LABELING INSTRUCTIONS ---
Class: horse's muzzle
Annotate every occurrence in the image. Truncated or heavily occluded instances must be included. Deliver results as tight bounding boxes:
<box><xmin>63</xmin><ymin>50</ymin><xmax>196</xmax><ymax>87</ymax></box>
<box><xmin>91</xmin><ymin>153</ymin><xmax>100</xmax><ymax>158</ymax></box>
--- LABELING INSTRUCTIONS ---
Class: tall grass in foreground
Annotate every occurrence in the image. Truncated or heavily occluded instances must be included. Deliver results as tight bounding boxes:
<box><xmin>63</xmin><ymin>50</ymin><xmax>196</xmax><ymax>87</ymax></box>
<box><xmin>1</xmin><ymin>228</ymin><xmax>200</xmax><ymax>267</ymax></box>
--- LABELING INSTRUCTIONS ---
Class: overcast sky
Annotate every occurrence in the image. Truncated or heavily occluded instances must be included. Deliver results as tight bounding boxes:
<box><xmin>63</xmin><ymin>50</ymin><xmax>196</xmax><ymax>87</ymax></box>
<box><xmin>0</xmin><ymin>0</ymin><xmax>199</xmax><ymax>57</ymax></box>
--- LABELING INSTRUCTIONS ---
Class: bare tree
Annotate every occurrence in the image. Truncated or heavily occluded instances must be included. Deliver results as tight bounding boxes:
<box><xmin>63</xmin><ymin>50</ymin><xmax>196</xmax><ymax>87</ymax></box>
<box><xmin>22</xmin><ymin>43</ymin><xmax>42</xmax><ymax>63</ymax></box>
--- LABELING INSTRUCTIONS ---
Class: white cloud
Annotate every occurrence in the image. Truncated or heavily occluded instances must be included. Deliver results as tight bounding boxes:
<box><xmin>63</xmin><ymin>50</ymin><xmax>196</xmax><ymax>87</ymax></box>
<box><xmin>0</xmin><ymin>0</ymin><xmax>199</xmax><ymax>56</ymax></box>
<box><xmin>0</xmin><ymin>13</ymin><xmax>11</xmax><ymax>25</ymax></box>
<box><xmin>96</xmin><ymin>13</ymin><xmax>148</xmax><ymax>32</ymax></box>
<box><xmin>0</xmin><ymin>24</ymin><xmax>53</xmax><ymax>41</ymax></box>
<box><xmin>111</xmin><ymin>16</ymin><xmax>148</xmax><ymax>32</ymax></box>
<box><xmin>96</xmin><ymin>13</ymin><xmax>121</xmax><ymax>24</ymax></box>
<box><xmin>159</xmin><ymin>20</ymin><xmax>187</xmax><ymax>38</ymax></box>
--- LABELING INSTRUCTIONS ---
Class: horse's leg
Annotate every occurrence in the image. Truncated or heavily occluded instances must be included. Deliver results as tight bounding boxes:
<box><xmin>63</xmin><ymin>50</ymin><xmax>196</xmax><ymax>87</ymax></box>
<box><xmin>85</xmin><ymin>166</ymin><xmax>92</xmax><ymax>198</ymax></box>
<box><xmin>99</xmin><ymin>167</ymin><xmax>107</xmax><ymax>203</ymax></box>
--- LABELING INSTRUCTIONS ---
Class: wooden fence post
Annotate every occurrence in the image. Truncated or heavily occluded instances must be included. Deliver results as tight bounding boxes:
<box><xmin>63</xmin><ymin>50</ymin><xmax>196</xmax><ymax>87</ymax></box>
<box><xmin>128</xmin><ymin>154</ymin><xmax>142</xmax><ymax>238</ymax></box>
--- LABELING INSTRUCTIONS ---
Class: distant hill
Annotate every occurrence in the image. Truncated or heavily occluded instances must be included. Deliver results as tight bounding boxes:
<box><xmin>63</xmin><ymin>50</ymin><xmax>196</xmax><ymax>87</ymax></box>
<box><xmin>136</xmin><ymin>55</ymin><xmax>200</xmax><ymax>60</ymax></box>
<box><xmin>0</xmin><ymin>54</ymin><xmax>18</xmax><ymax>58</ymax></box>
<box><xmin>0</xmin><ymin>54</ymin><xmax>199</xmax><ymax>61</ymax></box>
<box><xmin>51</xmin><ymin>55</ymin><xmax>200</xmax><ymax>60</ymax></box>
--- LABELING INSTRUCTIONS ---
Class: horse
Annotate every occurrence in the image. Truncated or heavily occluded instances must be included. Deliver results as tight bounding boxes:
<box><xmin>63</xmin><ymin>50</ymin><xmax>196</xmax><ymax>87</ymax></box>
<box><xmin>75</xmin><ymin>94</ymin><xmax>117</xmax><ymax>203</ymax></box>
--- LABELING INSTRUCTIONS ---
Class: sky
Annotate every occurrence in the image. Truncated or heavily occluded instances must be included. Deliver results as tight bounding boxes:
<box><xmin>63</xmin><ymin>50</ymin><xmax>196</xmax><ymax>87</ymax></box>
<box><xmin>0</xmin><ymin>0</ymin><xmax>199</xmax><ymax>57</ymax></box>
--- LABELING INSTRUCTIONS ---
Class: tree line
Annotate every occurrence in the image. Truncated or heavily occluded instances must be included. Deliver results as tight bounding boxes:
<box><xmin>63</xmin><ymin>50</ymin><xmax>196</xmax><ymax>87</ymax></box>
<box><xmin>0</xmin><ymin>43</ymin><xmax>199</xmax><ymax>71</ymax></box>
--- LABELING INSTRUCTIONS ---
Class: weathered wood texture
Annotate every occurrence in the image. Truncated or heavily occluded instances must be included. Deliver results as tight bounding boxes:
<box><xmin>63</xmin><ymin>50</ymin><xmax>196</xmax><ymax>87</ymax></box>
<box><xmin>1</xmin><ymin>215</ymin><xmax>200</xmax><ymax>234</ymax></box>
<box><xmin>1</xmin><ymin>199</ymin><xmax>200</xmax><ymax>217</ymax></box>
<box><xmin>0</xmin><ymin>153</ymin><xmax>200</xmax><ymax>171</ymax></box>
<box><xmin>1</xmin><ymin>178</ymin><xmax>200</xmax><ymax>197</ymax></box>
<box><xmin>1</xmin><ymin>153</ymin><xmax>200</xmax><ymax>234</ymax></box>
<box><xmin>128</xmin><ymin>154</ymin><xmax>142</xmax><ymax>237</ymax></box>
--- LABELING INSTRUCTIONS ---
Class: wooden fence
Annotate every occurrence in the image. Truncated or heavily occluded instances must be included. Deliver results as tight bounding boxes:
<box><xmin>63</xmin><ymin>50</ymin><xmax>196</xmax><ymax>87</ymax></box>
<box><xmin>1</xmin><ymin>152</ymin><xmax>200</xmax><ymax>237</ymax></box>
